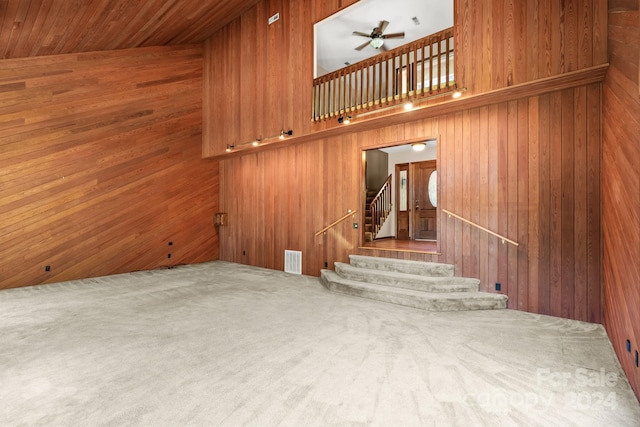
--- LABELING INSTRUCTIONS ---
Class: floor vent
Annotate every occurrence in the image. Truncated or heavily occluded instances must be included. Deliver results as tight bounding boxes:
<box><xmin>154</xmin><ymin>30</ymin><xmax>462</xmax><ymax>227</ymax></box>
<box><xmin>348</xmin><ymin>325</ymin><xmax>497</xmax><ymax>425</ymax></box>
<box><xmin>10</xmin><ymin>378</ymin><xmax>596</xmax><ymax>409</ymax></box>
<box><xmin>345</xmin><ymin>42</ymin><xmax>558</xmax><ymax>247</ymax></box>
<box><xmin>284</xmin><ymin>250</ymin><xmax>302</xmax><ymax>275</ymax></box>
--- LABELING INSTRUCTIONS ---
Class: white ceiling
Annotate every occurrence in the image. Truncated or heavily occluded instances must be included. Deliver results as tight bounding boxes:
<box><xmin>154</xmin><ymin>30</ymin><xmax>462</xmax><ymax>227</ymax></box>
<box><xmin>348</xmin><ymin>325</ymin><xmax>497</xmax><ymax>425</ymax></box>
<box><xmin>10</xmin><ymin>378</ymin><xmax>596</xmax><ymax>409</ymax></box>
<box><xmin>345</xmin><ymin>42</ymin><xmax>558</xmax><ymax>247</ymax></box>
<box><xmin>315</xmin><ymin>0</ymin><xmax>453</xmax><ymax>76</ymax></box>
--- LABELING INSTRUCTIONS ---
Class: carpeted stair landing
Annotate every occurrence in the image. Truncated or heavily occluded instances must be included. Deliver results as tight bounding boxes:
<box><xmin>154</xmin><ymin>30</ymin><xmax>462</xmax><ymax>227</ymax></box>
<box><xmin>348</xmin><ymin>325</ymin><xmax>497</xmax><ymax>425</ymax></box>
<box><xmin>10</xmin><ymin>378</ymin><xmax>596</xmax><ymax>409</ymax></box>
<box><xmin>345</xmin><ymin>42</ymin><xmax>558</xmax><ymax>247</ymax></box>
<box><xmin>321</xmin><ymin>255</ymin><xmax>507</xmax><ymax>312</ymax></box>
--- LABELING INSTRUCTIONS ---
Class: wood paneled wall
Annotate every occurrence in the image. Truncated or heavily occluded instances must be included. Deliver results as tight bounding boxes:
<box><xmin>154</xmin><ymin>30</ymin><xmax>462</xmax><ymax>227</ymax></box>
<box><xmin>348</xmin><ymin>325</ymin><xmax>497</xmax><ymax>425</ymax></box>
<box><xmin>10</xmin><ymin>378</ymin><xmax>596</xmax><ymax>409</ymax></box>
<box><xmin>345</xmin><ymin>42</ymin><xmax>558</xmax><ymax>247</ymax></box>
<box><xmin>602</xmin><ymin>1</ymin><xmax>640</xmax><ymax>401</ymax></box>
<box><xmin>203</xmin><ymin>0</ymin><xmax>608</xmax><ymax>157</ymax></box>
<box><xmin>0</xmin><ymin>45</ymin><xmax>219</xmax><ymax>290</ymax></box>
<box><xmin>456</xmin><ymin>0</ymin><xmax>608</xmax><ymax>92</ymax></box>
<box><xmin>208</xmin><ymin>0</ymin><xmax>607</xmax><ymax>323</ymax></box>
<box><xmin>203</xmin><ymin>0</ymin><xmax>355</xmax><ymax>158</ymax></box>
<box><xmin>219</xmin><ymin>83</ymin><xmax>602</xmax><ymax>323</ymax></box>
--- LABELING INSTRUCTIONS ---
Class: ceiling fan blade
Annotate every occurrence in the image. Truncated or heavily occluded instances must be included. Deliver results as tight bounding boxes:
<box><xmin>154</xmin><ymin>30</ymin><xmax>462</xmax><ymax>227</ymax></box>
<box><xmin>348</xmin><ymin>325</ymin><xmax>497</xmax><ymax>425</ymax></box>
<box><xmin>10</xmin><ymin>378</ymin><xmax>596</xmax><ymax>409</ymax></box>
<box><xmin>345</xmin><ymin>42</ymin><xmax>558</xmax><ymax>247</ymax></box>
<box><xmin>379</xmin><ymin>44</ymin><xmax>388</xmax><ymax>52</ymax></box>
<box><xmin>355</xmin><ymin>40</ymin><xmax>371</xmax><ymax>51</ymax></box>
<box><xmin>378</xmin><ymin>20</ymin><xmax>389</xmax><ymax>34</ymax></box>
<box><xmin>352</xmin><ymin>31</ymin><xmax>372</xmax><ymax>38</ymax></box>
<box><xmin>382</xmin><ymin>32</ymin><xmax>405</xmax><ymax>39</ymax></box>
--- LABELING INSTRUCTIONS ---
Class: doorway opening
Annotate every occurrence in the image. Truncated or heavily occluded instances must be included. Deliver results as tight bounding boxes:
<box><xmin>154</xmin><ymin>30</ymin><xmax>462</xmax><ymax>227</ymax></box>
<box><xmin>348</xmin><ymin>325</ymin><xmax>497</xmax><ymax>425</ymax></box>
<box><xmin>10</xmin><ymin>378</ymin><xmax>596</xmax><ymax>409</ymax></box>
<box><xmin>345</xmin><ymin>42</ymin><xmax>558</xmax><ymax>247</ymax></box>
<box><xmin>362</xmin><ymin>139</ymin><xmax>438</xmax><ymax>254</ymax></box>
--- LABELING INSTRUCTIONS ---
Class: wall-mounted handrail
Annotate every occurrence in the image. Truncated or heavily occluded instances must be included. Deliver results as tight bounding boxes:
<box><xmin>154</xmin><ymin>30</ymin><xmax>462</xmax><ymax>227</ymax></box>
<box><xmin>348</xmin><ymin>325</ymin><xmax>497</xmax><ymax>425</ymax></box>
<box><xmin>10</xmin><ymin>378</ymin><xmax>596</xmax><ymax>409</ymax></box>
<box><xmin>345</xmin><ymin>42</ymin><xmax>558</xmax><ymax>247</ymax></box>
<box><xmin>442</xmin><ymin>208</ymin><xmax>519</xmax><ymax>247</ymax></box>
<box><xmin>315</xmin><ymin>209</ymin><xmax>358</xmax><ymax>236</ymax></box>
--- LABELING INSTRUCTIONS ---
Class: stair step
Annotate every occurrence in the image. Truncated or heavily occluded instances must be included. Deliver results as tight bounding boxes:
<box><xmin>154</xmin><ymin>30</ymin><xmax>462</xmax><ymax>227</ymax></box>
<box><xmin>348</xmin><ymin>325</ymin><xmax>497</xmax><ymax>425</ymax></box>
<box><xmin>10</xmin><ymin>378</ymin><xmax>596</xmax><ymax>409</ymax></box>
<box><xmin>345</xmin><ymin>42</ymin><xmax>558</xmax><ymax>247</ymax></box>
<box><xmin>349</xmin><ymin>254</ymin><xmax>455</xmax><ymax>277</ymax></box>
<box><xmin>321</xmin><ymin>270</ymin><xmax>507</xmax><ymax>312</ymax></box>
<box><xmin>335</xmin><ymin>262</ymin><xmax>479</xmax><ymax>293</ymax></box>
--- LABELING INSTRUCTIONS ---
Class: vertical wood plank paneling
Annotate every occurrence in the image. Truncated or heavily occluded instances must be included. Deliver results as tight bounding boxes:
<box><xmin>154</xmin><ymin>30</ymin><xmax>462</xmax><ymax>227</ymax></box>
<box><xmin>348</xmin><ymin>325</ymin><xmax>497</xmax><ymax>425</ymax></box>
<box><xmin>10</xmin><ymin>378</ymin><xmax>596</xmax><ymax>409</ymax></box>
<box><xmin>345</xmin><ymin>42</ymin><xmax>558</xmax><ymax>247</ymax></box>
<box><xmin>461</xmin><ymin>110</ymin><xmax>472</xmax><ymax>277</ymax></box>
<box><xmin>0</xmin><ymin>45</ymin><xmax>219</xmax><ymax>290</ymax></box>
<box><xmin>527</xmin><ymin>0</ymin><xmax>540</xmax><ymax>82</ymax></box>
<box><xmin>602</xmin><ymin>2</ymin><xmax>638</xmax><ymax>401</ymax></box>
<box><xmin>561</xmin><ymin>89</ymin><xmax>575</xmax><ymax>319</ymax></box>
<box><xmin>506</xmin><ymin>100</ymin><xmax>519</xmax><ymax>308</ymax></box>
<box><xmin>537</xmin><ymin>94</ymin><xmax>551</xmax><ymax>315</ymax></box>
<box><xmin>445</xmin><ymin>114</ymin><xmax>456</xmax><ymax>264</ymax></box>
<box><xmin>573</xmin><ymin>85</ymin><xmax>588</xmax><ymax>321</ymax></box>
<box><xmin>454</xmin><ymin>112</ymin><xmax>464</xmax><ymax>276</ymax></box>
<box><xmin>586</xmin><ymin>83</ymin><xmax>602</xmax><ymax>324</ymax></box>
<box><xmin>469</xmin><ymin>108</ymin><xmax>480</xmax><ymax>285</ymax></box>
<box><xmin>497</xmin><ymin>103</ymin><xmax>509</xmax><ymax>298</ymax></box>
<box><xmin>478</xmin><ymin>106</ymin><xmax>490</xmax><ymax>293</ymax></box>
<box><xmin>487</xmin><ymin>104</ymin><xmax>499</xmax><ymax>291</ymax></box>
<box><xmin>516</xmin><ymin>98</ymin><xmax>529</xmax><ymax>311</ymax></box>
<box><xmin>527</xmin><ymin>95</ymin><xmax>540</xmax><ymax>314</ymax></box>
<box><xmin>549</xmin><ymin>91</ymin><xmax>563</xmax><ymax>317</ymax></box>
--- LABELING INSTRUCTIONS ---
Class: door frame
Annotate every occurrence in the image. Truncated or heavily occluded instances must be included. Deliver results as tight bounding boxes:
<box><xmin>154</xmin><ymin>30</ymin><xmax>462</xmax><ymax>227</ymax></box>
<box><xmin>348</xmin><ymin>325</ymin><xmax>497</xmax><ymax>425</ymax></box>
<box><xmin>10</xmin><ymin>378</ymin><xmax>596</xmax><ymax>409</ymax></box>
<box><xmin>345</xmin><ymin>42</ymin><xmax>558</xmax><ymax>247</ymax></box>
<box><xmin>360</xmin><ymin>136</ymin><xmax>440</xmax><ymax>250</ymax></box>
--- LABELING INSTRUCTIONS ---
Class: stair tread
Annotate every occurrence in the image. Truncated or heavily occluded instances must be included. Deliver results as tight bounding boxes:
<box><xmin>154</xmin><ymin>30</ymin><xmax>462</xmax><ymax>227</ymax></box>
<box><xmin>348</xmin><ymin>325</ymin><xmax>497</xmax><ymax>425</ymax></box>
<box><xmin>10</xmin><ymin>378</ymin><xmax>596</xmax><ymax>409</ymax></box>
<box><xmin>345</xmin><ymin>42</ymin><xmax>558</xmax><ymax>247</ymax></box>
<box><xmin>335</xmin><ymin>262</ymin><xmax>478</xmax><ymax>286</ymax></box>
<box><xmin>350</xmin><ymin>254</ymin><xmax>454</xmax><ymax>269</ymax></box>
<box><xmin>322</xmin><ymin>270</ymin><xmax>506</xmax><ymax>301</ymax></box>
<box><xmin>349</xmin><ymin>254</ymin><xmax>454</xmax><ymax>277</ymax></box>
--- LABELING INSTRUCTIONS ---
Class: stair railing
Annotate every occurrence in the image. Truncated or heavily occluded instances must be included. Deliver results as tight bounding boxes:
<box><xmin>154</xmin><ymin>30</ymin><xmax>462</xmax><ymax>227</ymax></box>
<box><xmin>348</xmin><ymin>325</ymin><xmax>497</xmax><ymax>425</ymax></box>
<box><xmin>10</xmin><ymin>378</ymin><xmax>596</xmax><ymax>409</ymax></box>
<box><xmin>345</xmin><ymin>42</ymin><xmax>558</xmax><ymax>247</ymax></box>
<box><xmin>315</xmin><ymin>209</ymin><xmax>358</xmax><ymax>236</ymax></box>
<box><xmin>442</xmin><ymin>208</ymin><xmax>519</xmax><ymax>246</ymax></box>
<box><xmin>370</xmin><ymin>174</ymin><xmax>393</xmax><ymax>237</ymax></box>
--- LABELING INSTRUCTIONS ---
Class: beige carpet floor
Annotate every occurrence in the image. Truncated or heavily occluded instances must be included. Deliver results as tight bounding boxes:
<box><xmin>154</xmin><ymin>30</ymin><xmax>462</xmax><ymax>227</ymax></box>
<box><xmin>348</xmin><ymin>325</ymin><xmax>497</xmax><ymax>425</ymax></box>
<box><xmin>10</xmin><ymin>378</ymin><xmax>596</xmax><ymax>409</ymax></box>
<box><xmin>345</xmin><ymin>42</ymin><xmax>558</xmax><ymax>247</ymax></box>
<box><xmin>1</xmin><ymin>261</ymin><xmax>639</xmax><ymax>426</ymax></box>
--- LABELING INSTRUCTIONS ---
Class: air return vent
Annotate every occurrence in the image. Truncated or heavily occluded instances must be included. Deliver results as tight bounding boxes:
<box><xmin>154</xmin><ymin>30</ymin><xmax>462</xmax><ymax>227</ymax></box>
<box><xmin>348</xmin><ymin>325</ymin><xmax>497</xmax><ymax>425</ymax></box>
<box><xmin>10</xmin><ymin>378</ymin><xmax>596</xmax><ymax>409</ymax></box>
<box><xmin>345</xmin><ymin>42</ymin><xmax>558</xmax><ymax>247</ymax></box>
<box><xmin>284</xmin><ymin>250</ymin><xmax>302</xmax><ymax>275</ymax></box>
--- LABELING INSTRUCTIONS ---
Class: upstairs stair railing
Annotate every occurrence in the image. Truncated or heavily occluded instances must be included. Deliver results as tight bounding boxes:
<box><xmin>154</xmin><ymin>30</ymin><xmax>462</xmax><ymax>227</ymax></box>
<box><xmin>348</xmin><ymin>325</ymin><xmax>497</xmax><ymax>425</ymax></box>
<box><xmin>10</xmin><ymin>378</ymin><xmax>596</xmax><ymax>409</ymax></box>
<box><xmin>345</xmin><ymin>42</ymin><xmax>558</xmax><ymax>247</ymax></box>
<box><xmin>313</xmin><ymin>27</ymin><xmax>455</xmax><ymax>121</ymax></box>
<box><xmin>370</xmin><ymin>174</ymin><xmax>393</xmax><ymax>238</ymax></box>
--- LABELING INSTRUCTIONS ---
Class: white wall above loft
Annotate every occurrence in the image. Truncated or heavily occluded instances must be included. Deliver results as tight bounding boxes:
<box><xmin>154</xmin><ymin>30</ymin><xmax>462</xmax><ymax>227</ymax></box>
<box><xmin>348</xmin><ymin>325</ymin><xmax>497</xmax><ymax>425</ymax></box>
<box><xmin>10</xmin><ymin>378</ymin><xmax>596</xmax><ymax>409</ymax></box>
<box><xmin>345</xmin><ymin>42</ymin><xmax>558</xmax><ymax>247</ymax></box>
<box><xmin>314</xmin><ymin>0</ymin><xmax>453</xmax><ymax>77</ymax></box>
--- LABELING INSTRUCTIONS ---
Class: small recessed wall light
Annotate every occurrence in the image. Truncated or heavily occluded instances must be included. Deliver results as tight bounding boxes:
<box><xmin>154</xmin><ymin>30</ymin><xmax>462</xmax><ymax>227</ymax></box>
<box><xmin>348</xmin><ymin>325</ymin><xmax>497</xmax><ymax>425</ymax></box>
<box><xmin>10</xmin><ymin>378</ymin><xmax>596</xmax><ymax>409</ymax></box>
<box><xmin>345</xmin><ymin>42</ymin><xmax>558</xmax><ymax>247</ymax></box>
<box><xmin>404</xmin><ymin>102</ymin><xmax>414</xmax><ymax>111</ymax></box>
<box><xmin>252</xmin><ymin>140</ymin><xmax>260</xmax><ymax>147</ymax></box>
<box><xmin>452</xmin><ymin>87</ymin><xmax>467</xmax><ymax>99</ymax></box>
<box><xmin>338</xmin><ymin>115</ymin><xmax>352</xmax><ymax>124</ymax></box>
<box><xmin>226</xmin><ymin>145</ymin><xmax>233</xmax><ymax>152</ymax></box>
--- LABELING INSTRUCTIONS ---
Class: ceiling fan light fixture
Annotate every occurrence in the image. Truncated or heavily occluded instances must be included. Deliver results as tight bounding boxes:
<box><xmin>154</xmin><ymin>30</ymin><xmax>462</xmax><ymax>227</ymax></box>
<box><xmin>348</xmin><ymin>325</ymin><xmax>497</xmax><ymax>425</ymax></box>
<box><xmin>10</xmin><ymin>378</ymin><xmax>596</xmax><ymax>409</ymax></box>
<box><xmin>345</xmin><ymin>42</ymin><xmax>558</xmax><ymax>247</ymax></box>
<box><xmin>370</xmin><ymin>37</ymin><xmax>384</xmax><ymax>49</ymax></box>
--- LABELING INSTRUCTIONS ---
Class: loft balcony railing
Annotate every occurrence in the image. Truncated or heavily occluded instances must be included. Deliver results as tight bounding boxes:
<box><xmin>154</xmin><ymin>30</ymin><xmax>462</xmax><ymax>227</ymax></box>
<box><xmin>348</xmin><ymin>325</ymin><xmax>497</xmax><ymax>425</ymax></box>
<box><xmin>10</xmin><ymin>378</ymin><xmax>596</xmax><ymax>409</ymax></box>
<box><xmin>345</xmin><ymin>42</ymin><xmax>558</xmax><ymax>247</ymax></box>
<box><xmin>312</xmin><ymin>27</ymin><xmax>455</xmax><ymax>122</ymax></box>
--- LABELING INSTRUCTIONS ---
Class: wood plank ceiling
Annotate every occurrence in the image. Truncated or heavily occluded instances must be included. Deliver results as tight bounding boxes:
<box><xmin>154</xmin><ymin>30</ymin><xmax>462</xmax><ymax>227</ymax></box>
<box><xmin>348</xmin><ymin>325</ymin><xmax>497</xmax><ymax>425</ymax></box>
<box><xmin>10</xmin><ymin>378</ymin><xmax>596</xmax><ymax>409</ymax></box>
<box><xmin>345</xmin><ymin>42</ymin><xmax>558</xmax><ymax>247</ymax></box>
<box><xmin>0</xmin><ymin>0</ymin><xmax>261</xmax><ymax>59</ymax></box>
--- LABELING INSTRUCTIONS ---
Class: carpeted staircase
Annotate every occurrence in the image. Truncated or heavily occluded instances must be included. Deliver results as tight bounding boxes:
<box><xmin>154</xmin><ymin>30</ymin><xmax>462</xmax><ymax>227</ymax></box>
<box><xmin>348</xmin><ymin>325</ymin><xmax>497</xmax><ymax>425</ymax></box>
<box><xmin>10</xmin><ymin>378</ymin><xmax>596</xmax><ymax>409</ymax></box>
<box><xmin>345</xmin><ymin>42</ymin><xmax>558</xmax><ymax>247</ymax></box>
<box><xmin>321</xmin><ymin>255</ymin><xmax>507</xmax><ymax>311</ymax></box>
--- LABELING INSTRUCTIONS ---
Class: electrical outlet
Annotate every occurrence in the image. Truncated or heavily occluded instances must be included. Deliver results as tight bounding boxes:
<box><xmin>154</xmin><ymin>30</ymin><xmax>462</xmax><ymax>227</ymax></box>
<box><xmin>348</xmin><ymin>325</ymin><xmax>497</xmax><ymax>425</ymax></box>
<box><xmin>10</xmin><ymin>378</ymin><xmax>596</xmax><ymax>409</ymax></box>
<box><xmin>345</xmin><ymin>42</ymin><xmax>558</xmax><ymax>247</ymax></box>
<box><xmin>242</xmin><ymin>251</ymin><xmax>246</xmax><ymax>256</ymax></box>
<box><xmin>324</xmin><ymin>262</ymin><xmax>328</xmax><ymax>268</ymax></box>
<box><xmin>268</xmin><ymin>13</ymin><xmax>279</xmax><ymax>24</ymax></box>
<box><xmin>495</xmin><ymin>282</ymin><xmax>501</xmax><ymax>291</ymax></box>
<box><xmin>168</xmin><ymin>242</ymin><xmax>173</xmax><ymax>246</ymax></box>
<box><xmin>636</xmin><ymin>351</ymin><xmax>639</xmax><ymax>368</ymax></box>
<box><xmin>167</xmin><ymin>254</ymin><xmax>171</xmax><ymax>259</ymax></box>
<box><xmin>627</xmin><ymin>340</ymin><xmax>632</xmax><ymax>352</ymax></box>
<box><xmin>45</xmin><ymin>265</ymin><xmax>50</xmax><ymax>272</ymax></box>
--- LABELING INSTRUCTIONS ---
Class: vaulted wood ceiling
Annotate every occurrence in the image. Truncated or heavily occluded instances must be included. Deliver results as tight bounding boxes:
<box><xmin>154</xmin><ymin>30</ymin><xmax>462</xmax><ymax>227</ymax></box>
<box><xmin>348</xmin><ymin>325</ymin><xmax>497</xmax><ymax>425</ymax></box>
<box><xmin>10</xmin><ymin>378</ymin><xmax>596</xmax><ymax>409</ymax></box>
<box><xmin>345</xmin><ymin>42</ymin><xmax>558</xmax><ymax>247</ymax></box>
<box><xmin>0</xmin><ymin>0</ymin><xmax>262</xmax><ymax>59</ymax></box>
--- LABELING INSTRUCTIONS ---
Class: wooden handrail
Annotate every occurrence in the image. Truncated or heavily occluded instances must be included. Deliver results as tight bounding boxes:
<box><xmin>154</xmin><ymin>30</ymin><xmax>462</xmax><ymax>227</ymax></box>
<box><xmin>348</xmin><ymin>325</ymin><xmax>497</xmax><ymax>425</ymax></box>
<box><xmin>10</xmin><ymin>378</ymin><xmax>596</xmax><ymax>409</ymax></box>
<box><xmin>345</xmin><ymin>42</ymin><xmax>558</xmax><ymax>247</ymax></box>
<box><xmin>442</xmin><ymin>209</ymin><xmax>519</xmax><ymax>247</ymax></box>
<box><xmin>315</xmin><ymin>210</ymin><xmax>358</xmax><ymax>236</ymax></box>
<box><xmin>369</xmin><ymin>175</ymin><xmax>392</xmax><ymax>237</ymax></box>
<box><xmin>371</xmin><ymin>174</ymin><xmax>392</xmax><ymax>202</ymax></box>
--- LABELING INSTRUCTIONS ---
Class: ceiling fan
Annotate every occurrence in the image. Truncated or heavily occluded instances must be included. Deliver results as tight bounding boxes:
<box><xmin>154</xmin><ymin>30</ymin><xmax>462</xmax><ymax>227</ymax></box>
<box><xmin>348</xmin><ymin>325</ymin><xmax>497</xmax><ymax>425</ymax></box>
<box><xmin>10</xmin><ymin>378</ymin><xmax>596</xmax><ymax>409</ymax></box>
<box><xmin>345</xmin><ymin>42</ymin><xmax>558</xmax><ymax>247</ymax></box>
<box><xmin>353</xmin><ymin>20</ymin><xmax>405</xmax><ymax>51</ymax></box>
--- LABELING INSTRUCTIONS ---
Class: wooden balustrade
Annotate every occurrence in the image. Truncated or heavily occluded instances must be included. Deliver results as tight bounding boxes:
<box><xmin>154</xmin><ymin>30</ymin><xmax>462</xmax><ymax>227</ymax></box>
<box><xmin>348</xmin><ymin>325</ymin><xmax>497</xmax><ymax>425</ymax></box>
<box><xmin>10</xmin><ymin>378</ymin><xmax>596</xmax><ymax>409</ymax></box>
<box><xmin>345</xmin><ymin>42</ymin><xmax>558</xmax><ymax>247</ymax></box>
<box><xmin>370</xmin><ymin>175</ymin><xmax>393</xmax><ymax>238</ymax></box>
<box><xmin>312</xmin><ymin>28</ymin><xmax>455</xmax><ymax>121</ymax></box>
